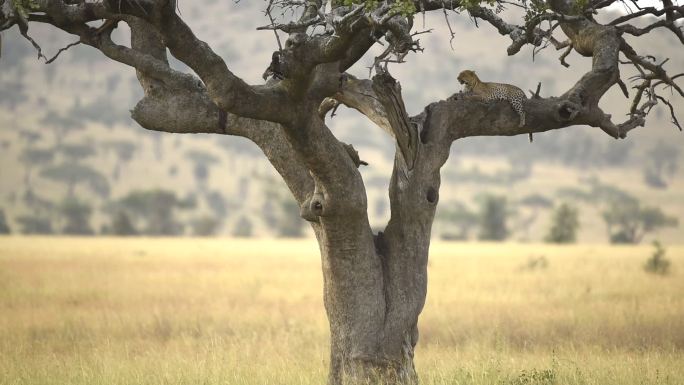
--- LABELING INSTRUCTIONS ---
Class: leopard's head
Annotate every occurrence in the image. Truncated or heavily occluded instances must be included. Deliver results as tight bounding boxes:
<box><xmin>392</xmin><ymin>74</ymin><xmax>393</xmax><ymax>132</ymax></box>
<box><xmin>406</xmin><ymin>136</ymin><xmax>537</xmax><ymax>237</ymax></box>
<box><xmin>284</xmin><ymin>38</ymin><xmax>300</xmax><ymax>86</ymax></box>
<box><xmin>457</xmin><ymin>70</ymin><xmax>480</xmax><ymax>91</ymax></box>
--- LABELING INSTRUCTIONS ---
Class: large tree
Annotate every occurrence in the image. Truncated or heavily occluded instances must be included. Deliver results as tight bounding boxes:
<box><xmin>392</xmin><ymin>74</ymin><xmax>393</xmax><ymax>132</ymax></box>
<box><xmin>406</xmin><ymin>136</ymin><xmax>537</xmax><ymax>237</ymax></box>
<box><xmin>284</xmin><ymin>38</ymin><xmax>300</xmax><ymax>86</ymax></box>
<box><xmin>1</xmin><ymin>0</ymin><xmax>682</xmax><ymax>383</ymax></box>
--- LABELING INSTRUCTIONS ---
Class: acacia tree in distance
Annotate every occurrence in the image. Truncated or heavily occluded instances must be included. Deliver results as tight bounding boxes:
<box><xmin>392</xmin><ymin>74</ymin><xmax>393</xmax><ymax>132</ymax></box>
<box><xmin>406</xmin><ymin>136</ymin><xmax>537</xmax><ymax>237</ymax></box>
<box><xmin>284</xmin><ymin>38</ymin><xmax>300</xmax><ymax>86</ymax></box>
<box><xmin>1</xmin><ymin>0</ymin><xmax>682</xmax><ymax>383</ymax></box>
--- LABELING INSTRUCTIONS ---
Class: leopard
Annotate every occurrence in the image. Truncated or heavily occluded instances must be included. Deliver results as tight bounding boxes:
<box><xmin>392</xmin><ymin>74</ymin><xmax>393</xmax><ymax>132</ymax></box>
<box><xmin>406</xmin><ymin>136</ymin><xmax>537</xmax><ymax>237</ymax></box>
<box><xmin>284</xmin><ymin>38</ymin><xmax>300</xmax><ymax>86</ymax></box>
<box><xmin>457</xmin><ymin>70</ymin><xmax>529</xmax><ymax>135</ymax></box>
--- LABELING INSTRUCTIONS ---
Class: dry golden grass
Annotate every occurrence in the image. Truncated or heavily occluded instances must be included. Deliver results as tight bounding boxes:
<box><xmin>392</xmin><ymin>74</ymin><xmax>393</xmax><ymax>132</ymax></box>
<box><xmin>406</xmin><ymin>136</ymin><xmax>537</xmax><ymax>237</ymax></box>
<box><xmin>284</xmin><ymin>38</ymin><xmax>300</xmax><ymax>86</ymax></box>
<box><xmin>0</xmin><ymin>237</ymin><xmax>683</xmax><ymax>384</ymax></box>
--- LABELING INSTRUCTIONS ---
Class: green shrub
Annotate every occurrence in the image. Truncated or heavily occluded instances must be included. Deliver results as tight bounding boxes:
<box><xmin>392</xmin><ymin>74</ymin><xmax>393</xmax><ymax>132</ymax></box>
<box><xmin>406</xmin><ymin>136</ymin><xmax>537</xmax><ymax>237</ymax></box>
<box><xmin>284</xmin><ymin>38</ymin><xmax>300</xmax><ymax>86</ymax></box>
<box><xmin>508</xmin><ymin>368</ymin><xmax>556</xmax><ymax>385</ymax></box>
<box><xmin>644</xmin><ymin>241</ymin><xmax>670</xmax><ymax>275</ymax></box>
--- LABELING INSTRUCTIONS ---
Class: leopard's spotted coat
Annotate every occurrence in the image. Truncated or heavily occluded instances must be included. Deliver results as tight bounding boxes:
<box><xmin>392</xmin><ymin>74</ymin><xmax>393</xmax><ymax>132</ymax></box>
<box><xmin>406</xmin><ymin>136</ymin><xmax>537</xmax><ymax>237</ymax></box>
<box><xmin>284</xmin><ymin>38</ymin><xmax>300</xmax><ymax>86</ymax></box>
<box><xmin>457</xmin><ymin>70</ymin><xmax>527</xmax><ymax>128</ymax></box>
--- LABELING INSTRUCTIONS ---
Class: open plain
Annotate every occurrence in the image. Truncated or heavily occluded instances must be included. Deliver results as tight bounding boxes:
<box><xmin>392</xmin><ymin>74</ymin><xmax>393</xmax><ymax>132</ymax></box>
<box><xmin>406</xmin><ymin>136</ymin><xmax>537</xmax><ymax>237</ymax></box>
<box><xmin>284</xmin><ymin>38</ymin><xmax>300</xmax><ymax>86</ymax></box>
<box><xmin>0</xmin><ymin>237</ymin><xmax>683</xmax><ymax>384</ymax></box>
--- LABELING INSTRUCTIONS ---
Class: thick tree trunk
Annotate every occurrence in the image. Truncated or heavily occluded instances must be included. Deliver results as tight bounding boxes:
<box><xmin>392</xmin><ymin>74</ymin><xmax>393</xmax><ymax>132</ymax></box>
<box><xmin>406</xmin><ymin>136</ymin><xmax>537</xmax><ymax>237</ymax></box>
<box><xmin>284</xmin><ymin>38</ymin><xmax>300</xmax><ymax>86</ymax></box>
<box><xmin>307</xmin><ymin>181</ymin><xmax>424</xmax><ymax>385</ymax></box>
<box><xmin>316</xmin><ymin>75</ymin><xmax>450</xmax><ymax>385</ymax></box>
<box><xmin>318</xmin><ymin>226</ymin><xmax>426</xmax><ymax>385</ymax></box>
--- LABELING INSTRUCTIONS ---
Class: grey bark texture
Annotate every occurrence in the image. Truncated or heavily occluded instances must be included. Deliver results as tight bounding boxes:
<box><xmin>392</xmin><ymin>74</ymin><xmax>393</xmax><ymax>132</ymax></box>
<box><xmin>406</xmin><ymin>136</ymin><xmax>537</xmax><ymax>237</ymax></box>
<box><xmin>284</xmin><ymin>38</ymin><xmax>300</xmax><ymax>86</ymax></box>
<box><xmin>2</xmin><ymin>0</ymin><xmax>682</xmax><ymax>383</ymax></box>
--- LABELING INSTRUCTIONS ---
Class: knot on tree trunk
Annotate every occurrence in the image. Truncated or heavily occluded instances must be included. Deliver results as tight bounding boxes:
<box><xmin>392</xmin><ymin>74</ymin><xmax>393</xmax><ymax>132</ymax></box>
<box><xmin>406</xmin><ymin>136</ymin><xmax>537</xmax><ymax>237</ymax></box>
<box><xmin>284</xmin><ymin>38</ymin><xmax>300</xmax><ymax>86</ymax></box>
<box><xmin>300</xmin><ymin>192</ymin><xmax>325</xmax><ymax>222</ymax></box>
<box><xmin>556</xmin><ymin>100</ymin><xmax>581</xmax><ymax>121</ymax></box>
<box><xmin>319</xmin><ymin>97</ymin><xmax>341</xmax><ymax>119</ymax></box>
<box><xmin>300</xmin><ymin>173</ymin><xmax>325</xmax><ymax>222</ymax></box>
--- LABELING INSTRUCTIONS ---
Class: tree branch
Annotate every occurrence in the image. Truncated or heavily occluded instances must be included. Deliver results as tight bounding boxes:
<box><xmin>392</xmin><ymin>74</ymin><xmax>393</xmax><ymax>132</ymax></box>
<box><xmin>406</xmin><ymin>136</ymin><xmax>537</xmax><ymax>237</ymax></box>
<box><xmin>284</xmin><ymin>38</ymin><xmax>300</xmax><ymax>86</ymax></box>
<box><xmin>5</xmin><ymin>0</ymin><xmax>294</xmax><ymax>124</ymax></box>
<box><xmin>131</xmin><ymin>88</ymin><xmax>313</xmax><ymax>203</ymax></box>
<box><xmin>126</xmin><ymin>16</ymin><xmax>314</xmax><ymax>204</ymax></box>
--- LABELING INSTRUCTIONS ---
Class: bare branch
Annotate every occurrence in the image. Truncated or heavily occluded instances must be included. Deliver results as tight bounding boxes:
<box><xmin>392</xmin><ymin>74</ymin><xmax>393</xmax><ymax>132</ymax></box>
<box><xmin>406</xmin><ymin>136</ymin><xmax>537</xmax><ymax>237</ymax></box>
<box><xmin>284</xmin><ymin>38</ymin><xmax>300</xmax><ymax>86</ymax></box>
<box><xmin>618</xmin><ymin>19</ymin><xmax>684</xmax><ymax>43</ymax></box>
<box><xmin>263</xmin><ymin>0</ymin><xmax>284</xmax><ymax>50</ymax></box>
<box><xmin>257</xmin><ymin>15</ymin><xmax>322</xmax><ymax>33</ymax></box>
<box><xmin>45</xmin><ymin>39</ymin><xmax>81</xmax><ymax>64</ymax></box>
<box><xmin>441</xmin><ymin>5</ymin><xmax>456</xmax><ymax>48</ymax></box>
<box><xmin>621</xmin><ymin>42</ymin><xmax>684</xmax><ymax>97</ymax></box>
<box><xmin>466</xmin><ymin>6</ymin><xmax>582</xmax><ymax>55</ymax></box>
<box><xmin>655</xmin><ymin>95</ymin><xmax>682</xmax><ymax>131</ymax></box>
<box><xmin>608</xmin><ymin>5</ymin><xmax>684</xmax><ymax>26</ymax></box>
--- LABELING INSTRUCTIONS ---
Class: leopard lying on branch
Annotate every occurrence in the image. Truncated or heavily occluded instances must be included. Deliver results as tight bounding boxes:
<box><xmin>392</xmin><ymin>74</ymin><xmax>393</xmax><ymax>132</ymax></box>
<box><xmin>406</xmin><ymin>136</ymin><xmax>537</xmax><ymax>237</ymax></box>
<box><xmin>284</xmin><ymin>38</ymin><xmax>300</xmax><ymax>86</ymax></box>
<box><xmin>457</xmin><ymin>70</ymin><xmax>532</xmax><ymax>142</ymax></box>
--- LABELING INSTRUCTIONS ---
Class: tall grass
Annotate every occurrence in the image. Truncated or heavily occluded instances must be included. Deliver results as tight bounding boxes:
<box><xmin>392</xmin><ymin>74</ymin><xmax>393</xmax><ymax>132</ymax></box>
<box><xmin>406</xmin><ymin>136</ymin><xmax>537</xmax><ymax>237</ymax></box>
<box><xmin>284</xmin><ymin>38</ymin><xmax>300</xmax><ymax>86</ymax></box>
<box><xmin>0</xmin><ymin>238</ymin><xmax>682</xmax><ymax>384</ymax></box>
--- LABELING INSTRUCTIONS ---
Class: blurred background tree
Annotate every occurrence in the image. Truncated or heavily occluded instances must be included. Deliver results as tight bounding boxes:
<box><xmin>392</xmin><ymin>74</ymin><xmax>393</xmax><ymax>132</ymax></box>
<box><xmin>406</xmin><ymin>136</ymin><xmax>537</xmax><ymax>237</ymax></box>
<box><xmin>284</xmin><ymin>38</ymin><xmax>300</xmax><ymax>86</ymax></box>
<box><xmin>603</xmin><ymin>202</ymin><xmax>678</xmax><ymax>244</ymax></box>
<box><xmin>19</xmin><ymin>147</ymin><xmax>55</xmax><ymax>191</ymax></box>
<box><xmin>59</xmin><ymin>142</ymin><xmax>96</xmax><ymax>163</ymax></box>
<box><xmin>40</xmin><ymin>108</ymin><xmax>85</xmax><ymax>146</ymax></box>
<box><xmin>0</xmin><ymin>209</ymin><xmax>10</xmax><ymax>234</ymax></box>
<box><xmin>40</xmin><ymin>163</ymin><xmax>109</xmax><ymax>198</ymax></box>
<box><xmin>185</xmin><ymin>150</ymin><xmax>220</xmax><ymax>193</ymax></box>
<box><xmin>57</xmin><ymin>197</ymin><xmax>94</xmax><ymax>235</ymax></box>
<box><xmin>275</xmin><ymin>198</ymin><xmax>306</xmax><ymax>238</ymax></box>
<box><xmin>516</xmin><ymin>194</ymin><xmax>554</xmax><ymax>241</ymax></box>
<box><xmin>438</xmin><ymin>201</ymin><xmax>478</xmax><ymax>241</ymax></box>
<box><xmin>190</xmin><ymin>216</ymin><xmax>222</xmax><ymax>237</ymax></box>
<box><xmin>232</xmin><ymin>216</ymin><xmax>253</xmax><ymax>238</ymax></box>
<box><xmin>478</xmin><ymin>195</ymin><xmax>509</xmax><ymax>241</ymax></box>
<box><xmin>643</xmin><ymin>141</ymin><xmax>680</xmax><ymax>189</ymax></box>
<box><xmin>109</xmin><ymin>189</ymin><xmax>189</xmax><ymax>236</ymax></box>
<box><xmin>104</xmin><ymin>210</ymin><xmax>138</xmax><ymax>236</ymax></box>
<box><xmin>545</xmin><ymin>203</ymin><xmax>580</xmax><ymax>244</ymax></box>
<box><xmin>102</xmin><ymin>140</ymin><xmax>136</xmax><ymax>181</ymax></box>
<box><xmin>15</xmin><ymin>215</ymin><xmax>53</xmax><ymax>235</ymax></box>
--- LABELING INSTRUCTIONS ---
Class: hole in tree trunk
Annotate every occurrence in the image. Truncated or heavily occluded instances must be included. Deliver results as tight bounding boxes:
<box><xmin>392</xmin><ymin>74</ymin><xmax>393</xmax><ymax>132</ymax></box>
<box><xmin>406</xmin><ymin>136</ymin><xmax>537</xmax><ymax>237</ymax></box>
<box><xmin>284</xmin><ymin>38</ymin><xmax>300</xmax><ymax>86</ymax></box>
<box><xmin>426</xmin><ymin>187</ymin><xmax>438</xmax><ymax>204</ymax></box>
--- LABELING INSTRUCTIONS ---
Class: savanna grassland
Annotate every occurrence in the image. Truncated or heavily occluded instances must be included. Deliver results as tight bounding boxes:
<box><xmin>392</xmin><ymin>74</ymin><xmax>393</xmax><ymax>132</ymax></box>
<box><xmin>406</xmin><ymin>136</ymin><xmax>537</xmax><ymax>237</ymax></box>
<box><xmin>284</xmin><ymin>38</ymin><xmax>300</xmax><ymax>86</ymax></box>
<box><xmin>0</xmin><ymin>237</ymin><xmax>683</xmax><ymax>385</ymax></box>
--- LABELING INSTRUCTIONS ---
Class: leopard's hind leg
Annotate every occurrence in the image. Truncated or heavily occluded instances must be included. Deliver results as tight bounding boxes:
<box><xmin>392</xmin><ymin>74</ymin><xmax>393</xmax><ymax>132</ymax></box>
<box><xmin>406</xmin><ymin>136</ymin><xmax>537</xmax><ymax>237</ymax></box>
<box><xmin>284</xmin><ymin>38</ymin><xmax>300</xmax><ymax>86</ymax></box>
<box><xmin>510</xmin><ymin>98</ymin><xmax>531</xmax><ymax>142</ymax></box>
<box><xmin>512</xmin><ymin>100</ymin><xmax>525</xmax><ymax>128</ymax></box>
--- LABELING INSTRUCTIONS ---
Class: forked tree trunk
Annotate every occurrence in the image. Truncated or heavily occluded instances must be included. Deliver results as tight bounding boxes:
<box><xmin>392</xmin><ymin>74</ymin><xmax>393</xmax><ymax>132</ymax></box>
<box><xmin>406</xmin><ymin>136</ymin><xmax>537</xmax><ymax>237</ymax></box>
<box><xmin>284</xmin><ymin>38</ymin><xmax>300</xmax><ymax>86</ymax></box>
<box><xmin>316</xmin><ymin>195</ymin><xmax>430</xmax><ymax>384</ymax></box>
<box><xmin>311</xmin><ymin>74</ymin><xmax>450</xmax><ymax>385</ymax></box>
<box><xmin>318</xmin><ymin>220</ymin><xmax>427</xmax><ymax>385</ymax></box>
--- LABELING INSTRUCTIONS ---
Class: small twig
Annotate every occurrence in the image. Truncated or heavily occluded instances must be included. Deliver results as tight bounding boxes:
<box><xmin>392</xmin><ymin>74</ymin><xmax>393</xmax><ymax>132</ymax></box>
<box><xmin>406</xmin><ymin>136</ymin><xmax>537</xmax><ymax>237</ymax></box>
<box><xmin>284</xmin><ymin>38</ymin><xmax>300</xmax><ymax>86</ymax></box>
<box><xmin>608</xmin><ymin>5</ymin><xmax>683</xmax><ymax>26</ymax></box>
<box><xmin>558</xmin><ymin>44</ymin><xmax>572</xmax><ymax>67</ymax></box>
<box><xmin>654</xmin><ymin>95</ymin><xmax>682</xmax><ymax>131</ymax></box>
<box><xmin>411</xmin><ymin>28</ymin><xmax>433</xmax><ymax>36</ymax></box>
<box><xmin>22</xmin><ymin>33</ymin><xmax>46</xmax><ymax>60</ymax></box>
<box><xmin>528</xmin><ymin>82</ymin><xmax>542</xmax><ymax>99</ymax></box>
<box><xmin>45</xmin><ymin>40</ymin><xmax>82</xmax><ymax>64</ymax></box>
<box><xmin>442</xmin><ymin>2</ymin><xmax>456</xmax><ymax>49</ymax></box>
<box><xmin>257</xmin><ymin>17</ymin><xmax>322</xmax><ymax>33</ymax></box>
<box><xmin>265</xmin><ymin>0</ymin><xmax>283</xmax><ymax>51</ymax></box>
<box><xmin>368</xmin><ymin>45</ymin><xmax>392</xmax><ymax>77</ymax></box>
